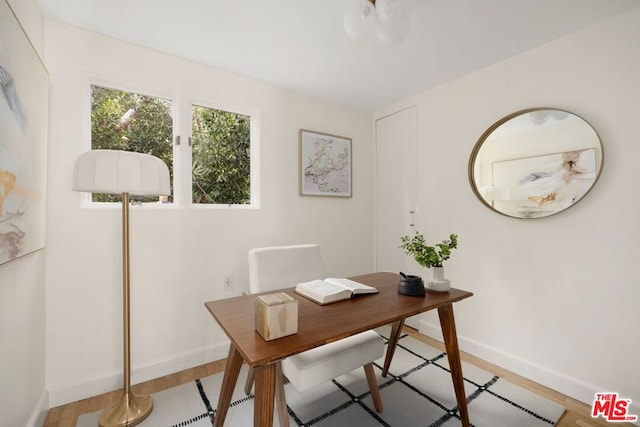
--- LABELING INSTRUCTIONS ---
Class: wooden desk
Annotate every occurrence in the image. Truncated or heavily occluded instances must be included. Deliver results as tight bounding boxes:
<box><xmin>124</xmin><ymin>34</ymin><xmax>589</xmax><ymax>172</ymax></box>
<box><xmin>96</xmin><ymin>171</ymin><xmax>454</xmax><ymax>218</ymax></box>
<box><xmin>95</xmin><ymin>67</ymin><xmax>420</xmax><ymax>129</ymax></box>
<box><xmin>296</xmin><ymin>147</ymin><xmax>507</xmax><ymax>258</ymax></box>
<box><xmin>205</xmin><ymin>272</ymin><xmax>473</xmax><ymax>427</ymax></box>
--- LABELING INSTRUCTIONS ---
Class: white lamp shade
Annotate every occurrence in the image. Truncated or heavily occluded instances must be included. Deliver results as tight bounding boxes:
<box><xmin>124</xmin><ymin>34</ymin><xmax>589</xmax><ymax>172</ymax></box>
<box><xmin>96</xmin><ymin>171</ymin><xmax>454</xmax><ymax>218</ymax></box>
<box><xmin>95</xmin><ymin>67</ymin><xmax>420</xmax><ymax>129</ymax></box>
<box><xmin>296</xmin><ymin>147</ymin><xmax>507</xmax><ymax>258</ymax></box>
<box><xmin>72</xmin><ymin>149</ymin><xmax>170</xmax><ymax>195</ymax></box>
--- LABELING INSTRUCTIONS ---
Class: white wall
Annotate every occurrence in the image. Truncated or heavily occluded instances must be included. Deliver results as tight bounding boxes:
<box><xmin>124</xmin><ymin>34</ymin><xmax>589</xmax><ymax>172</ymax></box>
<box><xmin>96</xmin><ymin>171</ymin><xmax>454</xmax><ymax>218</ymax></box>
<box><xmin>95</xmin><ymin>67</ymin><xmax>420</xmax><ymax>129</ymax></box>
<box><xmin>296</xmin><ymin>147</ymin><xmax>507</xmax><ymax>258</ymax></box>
<box><xmin>43</xmin><ymin>19</ymin><xmax>375</xmax><ymax>406</ymax></box>
<box><xmin>0</xmin><ymin>1</ymin><xmax>48</xmax><ymax>426</ymax></box>
<box><xmin>0</xmin><ymin>253</ymin><xmax>47</xmax><ymax>427</ymax></box>
<box><xmin>376</xmin><ymin>7</ymin><xmax>640</xmax><ymax>414</ymax></box>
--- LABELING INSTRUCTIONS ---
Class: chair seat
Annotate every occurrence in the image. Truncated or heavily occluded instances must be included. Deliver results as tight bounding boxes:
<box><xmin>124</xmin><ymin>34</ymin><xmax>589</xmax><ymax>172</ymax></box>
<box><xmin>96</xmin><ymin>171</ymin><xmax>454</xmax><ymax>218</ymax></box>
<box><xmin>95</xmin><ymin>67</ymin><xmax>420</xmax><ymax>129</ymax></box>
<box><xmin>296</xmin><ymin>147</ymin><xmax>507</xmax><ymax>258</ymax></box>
<box><xmin>282</xmin><ymin>330</ymin><xmax>384</xmax><ymax>392</ymax></box>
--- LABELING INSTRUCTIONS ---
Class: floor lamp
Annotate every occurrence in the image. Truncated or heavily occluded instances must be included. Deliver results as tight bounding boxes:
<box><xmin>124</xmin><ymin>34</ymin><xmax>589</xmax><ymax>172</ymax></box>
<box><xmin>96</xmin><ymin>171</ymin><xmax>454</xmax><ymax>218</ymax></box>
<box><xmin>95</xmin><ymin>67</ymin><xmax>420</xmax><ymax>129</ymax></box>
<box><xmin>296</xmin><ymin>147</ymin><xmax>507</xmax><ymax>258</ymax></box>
<box><xmin>72</xmin><ymin>149</ymin><xmax>170</xmax><ymax>427</ymax></box>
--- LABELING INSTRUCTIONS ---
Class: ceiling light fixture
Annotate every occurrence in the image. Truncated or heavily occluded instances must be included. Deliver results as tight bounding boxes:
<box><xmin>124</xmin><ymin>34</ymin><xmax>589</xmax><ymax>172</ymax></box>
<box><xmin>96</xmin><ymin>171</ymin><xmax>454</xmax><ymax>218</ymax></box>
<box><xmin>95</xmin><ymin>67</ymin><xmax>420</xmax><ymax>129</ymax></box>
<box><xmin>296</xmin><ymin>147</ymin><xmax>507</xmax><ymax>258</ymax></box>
<box><xmin>343</xmin><ymin>0</ymin><xmax>412</xmax><ymax>45</ymax></box>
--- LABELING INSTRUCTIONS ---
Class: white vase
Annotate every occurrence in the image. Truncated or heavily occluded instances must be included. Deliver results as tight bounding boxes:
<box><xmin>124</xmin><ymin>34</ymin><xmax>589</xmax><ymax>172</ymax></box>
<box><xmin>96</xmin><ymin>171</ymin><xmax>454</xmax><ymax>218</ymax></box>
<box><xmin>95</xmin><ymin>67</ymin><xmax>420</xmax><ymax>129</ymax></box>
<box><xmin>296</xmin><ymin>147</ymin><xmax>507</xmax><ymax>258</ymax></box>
<box><xmin>426</xmin><ymin>266</ymin><xmax>450</xmax><ymax>292</ymax></box>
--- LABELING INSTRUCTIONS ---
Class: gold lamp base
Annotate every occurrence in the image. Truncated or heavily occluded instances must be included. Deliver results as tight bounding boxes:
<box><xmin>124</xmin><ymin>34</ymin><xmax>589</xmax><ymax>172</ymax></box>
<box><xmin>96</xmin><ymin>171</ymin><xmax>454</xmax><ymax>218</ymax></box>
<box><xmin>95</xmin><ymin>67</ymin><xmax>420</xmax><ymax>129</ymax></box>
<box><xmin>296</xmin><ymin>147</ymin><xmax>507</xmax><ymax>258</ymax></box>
<box><xmin>99</xmin><ymin>392</ymin><xmax>153</xmax><ymax>427</ymax></box>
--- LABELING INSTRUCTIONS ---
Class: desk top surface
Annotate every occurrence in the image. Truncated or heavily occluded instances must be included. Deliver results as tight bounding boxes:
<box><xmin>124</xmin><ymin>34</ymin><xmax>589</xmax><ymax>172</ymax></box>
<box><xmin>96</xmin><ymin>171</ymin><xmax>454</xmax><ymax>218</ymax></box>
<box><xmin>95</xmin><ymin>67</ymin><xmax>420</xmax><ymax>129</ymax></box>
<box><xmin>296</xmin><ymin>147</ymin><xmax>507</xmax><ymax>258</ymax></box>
<box><xmin>205</xmin><ymin>272</ymin><xmax>472</xmax><ymax>367</ymax></box>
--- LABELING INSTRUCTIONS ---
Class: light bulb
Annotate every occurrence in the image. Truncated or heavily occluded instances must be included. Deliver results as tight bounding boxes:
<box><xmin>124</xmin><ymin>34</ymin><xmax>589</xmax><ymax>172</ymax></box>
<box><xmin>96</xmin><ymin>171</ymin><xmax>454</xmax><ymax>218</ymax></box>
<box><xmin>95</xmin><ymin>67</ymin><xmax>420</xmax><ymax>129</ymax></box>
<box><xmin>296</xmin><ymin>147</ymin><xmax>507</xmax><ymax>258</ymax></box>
<box><xmin>376</xmin><ymin>0</ymin><xmax>412</xmax><ymax>25</ymax></box>
<box><xmin>529</xmin><ymin>111</ymin><xmax>550</xmax><ymax>125</ymax></box>
<box><xmin>376</xmin><ymin>18</ymin><xmax>410</xmax><ymax>44</ymax></box>
<box><xmin>344</xmin><ymin>0</ymin><xmax>377</xmax><ymax>40</ymax></box>
<box><xmin>551</xmin><ymin>110</ymin><xmax>570</xmax><ymax>121</ymax></box>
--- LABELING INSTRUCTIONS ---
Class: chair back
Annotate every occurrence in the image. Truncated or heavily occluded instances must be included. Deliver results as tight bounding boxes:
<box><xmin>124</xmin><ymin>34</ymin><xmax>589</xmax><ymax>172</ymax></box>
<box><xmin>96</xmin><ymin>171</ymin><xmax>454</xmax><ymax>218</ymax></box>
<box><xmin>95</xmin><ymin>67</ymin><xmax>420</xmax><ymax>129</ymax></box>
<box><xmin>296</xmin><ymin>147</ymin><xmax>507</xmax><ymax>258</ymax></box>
<box><xmin>248</xmin><ymin>244</ymin><xmax>326</xmax><ymax>293</ymax></box>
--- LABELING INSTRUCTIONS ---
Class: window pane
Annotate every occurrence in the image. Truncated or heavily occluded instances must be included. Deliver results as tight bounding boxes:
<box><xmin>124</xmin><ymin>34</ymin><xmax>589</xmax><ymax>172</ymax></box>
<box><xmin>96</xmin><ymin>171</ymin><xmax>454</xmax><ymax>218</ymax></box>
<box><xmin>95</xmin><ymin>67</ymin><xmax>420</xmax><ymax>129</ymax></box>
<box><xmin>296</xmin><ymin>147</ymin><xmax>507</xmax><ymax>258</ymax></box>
<box><xmin>90</xmin><ymin>85</ymin><xmax>173</xmax><ymax>203</ymax></box>
<box><xmin>191</xmin><ymin>105</ymin><xmax>251</xmax><ymax>205</ymax></box>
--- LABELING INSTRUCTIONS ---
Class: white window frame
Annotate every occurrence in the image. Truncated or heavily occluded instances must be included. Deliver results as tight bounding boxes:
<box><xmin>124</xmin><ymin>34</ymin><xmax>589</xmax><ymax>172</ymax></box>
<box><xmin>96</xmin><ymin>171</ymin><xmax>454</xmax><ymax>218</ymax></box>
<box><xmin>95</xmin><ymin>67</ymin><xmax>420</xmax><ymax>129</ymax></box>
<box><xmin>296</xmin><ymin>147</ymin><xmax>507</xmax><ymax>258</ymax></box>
<box><xmin>184</xmin><ymin>97</ymin><xmax>260</xmax><ymax>210</ymax></box>
<box><xmin>81</xmin><ymin>74</ymin><xmax>260</xmax><ymax>209</ymax></box>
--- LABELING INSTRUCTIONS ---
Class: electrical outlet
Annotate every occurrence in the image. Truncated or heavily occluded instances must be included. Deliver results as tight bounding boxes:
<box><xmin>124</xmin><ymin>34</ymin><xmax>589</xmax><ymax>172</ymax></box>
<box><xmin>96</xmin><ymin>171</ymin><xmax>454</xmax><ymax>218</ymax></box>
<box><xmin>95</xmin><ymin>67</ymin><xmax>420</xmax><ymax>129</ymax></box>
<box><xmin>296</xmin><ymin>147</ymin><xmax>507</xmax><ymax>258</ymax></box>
<box><xmin>224</xmin><ymin>274</ymin><xmax>233</xmax><ymax>292</ymax></box>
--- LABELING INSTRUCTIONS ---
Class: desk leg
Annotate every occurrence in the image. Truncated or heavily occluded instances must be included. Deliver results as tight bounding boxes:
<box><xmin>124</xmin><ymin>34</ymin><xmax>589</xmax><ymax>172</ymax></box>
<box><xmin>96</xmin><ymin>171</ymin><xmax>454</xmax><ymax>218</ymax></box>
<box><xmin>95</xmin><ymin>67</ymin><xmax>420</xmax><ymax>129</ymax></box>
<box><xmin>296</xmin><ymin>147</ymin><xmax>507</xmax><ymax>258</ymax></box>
<box><xmin>254</xmin><ymin>363</ymin><xmax>277</xmax><ymax>427</ymax></box>
<box><xmin>274</xmin><ymin>362</ymin><xmax>289</xmax><ymax>427</ymax></box>
<box><xmin>214</xmin><ymin>344</ymin><xmax>244</xmax><ymax>427</ymax></box>
<box><xmin>438</xmin><ymin>303</ymin><xmax>469</xmax><ymax>427</ymax></box>
<box><xmin>382</xmin><ymin>318</ymin><xmax>405</xmax><ymax>377</ymax></box>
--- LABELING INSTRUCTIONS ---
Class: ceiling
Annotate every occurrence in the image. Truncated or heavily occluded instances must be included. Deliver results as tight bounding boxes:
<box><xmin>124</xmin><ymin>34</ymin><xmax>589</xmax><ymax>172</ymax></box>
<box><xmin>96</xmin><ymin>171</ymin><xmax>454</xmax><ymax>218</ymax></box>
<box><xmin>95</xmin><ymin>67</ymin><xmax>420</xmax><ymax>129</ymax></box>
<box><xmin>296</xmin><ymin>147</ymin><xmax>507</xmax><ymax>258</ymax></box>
<box><xmin>38</xmin><ymin>0</ymin><xmax>639</xmax><ymax>112</ymax></box>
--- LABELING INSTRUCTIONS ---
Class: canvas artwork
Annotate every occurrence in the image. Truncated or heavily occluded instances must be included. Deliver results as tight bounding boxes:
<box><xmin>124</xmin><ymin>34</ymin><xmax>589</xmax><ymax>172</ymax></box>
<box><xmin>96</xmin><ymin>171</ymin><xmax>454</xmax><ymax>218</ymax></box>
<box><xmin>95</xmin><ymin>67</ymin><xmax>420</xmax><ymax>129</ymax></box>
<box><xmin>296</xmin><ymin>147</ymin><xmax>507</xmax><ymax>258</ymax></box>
<box><xmin>299</xmin><ymin>129</ymin><xmax>352</xmax><ymax>197</ymax></box>
<box><xmin>0</xmin><ymin>0</ymin><xmax>48</xmax><ymax>264</ymax></box>
<box><xmin>492</xmin><ymin>149</ymin><xmax>596</xmax><ymax>218</ymax></box>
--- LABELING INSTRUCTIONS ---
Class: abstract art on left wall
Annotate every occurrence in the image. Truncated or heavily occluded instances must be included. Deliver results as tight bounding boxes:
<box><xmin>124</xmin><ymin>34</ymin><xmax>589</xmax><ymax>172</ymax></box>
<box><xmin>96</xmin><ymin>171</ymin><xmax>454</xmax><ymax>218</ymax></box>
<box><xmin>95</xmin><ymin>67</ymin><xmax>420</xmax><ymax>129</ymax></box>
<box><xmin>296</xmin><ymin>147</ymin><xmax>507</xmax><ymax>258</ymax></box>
<box><xmin>0</xmin><ymin>0</ymin><xmax>48</xmax><ymax>264</ymax></box>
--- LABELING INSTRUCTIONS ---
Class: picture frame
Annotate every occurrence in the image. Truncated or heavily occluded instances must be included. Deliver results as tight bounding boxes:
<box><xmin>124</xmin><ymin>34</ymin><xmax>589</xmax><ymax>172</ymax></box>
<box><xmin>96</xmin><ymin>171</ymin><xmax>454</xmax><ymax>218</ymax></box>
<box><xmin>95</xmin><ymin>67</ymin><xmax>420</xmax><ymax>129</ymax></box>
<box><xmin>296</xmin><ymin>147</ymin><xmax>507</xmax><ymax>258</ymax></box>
<box><xmin>299</xmin><ymin>129</ymin><xmax>352</xmax><ymax>197</ymax></box>
<box><xmin>0</xmin><ymin>0</ymin><xmax>49</xmax><ymax>264</ymax></box>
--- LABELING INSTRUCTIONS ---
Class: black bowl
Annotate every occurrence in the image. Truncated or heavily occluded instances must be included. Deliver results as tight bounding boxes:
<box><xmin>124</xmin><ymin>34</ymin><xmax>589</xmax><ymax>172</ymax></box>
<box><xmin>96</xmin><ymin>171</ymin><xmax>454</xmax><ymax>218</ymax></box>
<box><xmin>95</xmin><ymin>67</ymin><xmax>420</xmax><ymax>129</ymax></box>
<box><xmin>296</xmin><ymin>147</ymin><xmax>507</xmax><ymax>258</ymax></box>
<box><xmin>398</xmin><ymin>275</ymin><xmax>425</xmax><ymax>297</ymax></box>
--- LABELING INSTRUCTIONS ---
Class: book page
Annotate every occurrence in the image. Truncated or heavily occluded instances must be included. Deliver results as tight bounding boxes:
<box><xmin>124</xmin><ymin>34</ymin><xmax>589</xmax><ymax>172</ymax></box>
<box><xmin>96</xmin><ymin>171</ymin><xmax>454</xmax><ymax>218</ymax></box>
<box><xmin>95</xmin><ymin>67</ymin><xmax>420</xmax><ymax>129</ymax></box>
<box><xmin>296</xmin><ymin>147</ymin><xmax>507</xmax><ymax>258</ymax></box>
<box><xmin>295</xmin><ymin>279</ymin><xmax>352</xmax><ymax>304</ymax></box>
<box><xmin>325</xmin><ymin>278</ymin><xmax>377</xmax><ymax>294</ymax></box>
<box><xmin>302</xmin><ymin>280</ymin><xmax>347</xmax><ymax>296</ymax></box>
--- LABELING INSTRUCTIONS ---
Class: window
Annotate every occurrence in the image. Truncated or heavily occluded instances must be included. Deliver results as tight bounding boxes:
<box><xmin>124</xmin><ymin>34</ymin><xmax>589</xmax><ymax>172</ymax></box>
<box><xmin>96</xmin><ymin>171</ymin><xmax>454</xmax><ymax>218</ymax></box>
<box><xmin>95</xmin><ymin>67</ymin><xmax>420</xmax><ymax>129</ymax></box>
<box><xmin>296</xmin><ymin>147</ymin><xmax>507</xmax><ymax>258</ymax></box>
<box><xmin>90</xmin><ymin>85</ymin><xmax>173</xmax><ymax>203</ymax></box>
<box><xmin>89</xmin><ymin>82</ymin><xmax>255</xmax><ymax>207</ymax></box>
<box><xmin>191</xmin><ymin>105</ymin><xmax>251</xmax><ymax>205</ymax></box>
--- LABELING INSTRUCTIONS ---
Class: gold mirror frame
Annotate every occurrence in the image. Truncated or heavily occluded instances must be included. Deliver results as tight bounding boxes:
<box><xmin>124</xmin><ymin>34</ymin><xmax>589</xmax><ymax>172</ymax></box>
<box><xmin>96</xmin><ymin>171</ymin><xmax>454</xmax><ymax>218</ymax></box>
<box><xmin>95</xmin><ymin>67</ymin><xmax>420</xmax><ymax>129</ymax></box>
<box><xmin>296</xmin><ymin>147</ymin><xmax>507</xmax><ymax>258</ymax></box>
<box><xmin>468</xmin><ymin>108</ymin><xmax>604</xmax><ymax>219</ymax></box>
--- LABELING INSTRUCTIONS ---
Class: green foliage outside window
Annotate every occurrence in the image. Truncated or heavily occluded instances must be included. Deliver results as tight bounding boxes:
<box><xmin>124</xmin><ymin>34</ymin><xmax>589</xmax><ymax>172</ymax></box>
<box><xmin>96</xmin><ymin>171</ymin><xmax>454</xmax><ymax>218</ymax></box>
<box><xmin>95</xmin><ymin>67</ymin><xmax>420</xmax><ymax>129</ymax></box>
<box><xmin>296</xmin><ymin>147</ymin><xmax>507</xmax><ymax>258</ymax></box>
<box><xmin>192</xmin><ymin>106</ymin><xmax>251</xmax><ymax>204</ymax></box>
<box><xmin>90</xmin><ymin>85</ymin><xmax>252</xmax><ymax>205</ymax></box>
<box><xmin>90</xmin><ymin>85</ymin><xmax>173</xmax><ymax>203</ymax></box>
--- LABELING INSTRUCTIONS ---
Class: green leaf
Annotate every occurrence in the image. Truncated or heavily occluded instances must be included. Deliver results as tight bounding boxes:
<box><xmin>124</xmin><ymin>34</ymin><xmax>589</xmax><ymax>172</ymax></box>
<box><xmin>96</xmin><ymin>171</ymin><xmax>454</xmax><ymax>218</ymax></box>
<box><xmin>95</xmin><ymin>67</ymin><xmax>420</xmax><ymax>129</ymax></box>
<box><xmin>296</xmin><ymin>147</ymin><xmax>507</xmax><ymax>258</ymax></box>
<box><xmin>399</xmin><ymin>232</ymin><xmax>459</xmax><ymax>268</ymax></box>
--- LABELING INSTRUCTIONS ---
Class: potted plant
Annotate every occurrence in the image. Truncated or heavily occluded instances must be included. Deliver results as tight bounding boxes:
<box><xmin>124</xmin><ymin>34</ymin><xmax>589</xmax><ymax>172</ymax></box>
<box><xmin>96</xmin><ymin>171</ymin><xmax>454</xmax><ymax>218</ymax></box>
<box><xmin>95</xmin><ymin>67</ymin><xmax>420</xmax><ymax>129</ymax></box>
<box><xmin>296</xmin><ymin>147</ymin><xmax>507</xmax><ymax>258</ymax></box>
<box><xmin>399</xmin><ymin>232</ymin><xmax>458</xmax><ymax>291</ymax></box>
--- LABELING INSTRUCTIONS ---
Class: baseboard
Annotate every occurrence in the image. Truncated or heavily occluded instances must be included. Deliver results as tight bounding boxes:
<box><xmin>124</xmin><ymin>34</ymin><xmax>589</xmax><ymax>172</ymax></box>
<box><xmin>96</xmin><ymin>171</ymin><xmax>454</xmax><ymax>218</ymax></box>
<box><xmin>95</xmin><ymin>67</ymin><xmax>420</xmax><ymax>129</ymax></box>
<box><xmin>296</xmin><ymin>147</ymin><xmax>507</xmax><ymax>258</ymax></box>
<box><xmin>47</xmin><ymin>341</ymin><xmax>230</xmax><ymax>408</ymax></box>
<box><xmin>26</xmin><ymin>389</ymin><xmax>49</xmax><ymax>427</ymax></box>
<box><xmin>418</xmin><ymin>319</ymin><xmax>628</xmax><ymax>412</ymax></box>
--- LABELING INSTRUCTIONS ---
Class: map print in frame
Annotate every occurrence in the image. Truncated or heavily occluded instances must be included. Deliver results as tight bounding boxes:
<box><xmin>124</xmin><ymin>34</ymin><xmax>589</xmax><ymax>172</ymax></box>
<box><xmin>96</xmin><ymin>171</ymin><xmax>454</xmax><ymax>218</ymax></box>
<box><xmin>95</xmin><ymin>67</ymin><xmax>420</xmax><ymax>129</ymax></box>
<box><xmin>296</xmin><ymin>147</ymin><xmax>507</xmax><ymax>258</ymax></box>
<box><xmin>299</xmin><ymin>129</ymin><xmax>352</xmax><ymax>197</ymax></box>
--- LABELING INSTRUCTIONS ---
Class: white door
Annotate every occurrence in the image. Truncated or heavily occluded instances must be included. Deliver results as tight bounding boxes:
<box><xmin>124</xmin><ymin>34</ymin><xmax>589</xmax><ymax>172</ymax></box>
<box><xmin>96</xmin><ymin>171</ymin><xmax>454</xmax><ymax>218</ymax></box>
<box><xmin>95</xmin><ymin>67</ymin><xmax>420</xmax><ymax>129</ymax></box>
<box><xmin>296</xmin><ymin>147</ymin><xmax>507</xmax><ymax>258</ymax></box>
<box><xmin>375</xmin><ymin>106</ymin><xmax>420</xmax><ymax>329</ymax></box>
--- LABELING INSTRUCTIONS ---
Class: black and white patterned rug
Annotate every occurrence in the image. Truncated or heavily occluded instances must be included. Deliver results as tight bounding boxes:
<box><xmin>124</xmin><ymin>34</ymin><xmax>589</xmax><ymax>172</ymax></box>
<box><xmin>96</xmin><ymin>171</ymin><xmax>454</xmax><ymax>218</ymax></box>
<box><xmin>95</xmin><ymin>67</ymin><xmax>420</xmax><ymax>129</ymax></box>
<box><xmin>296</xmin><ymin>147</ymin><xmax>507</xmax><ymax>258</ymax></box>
<box><xmin>77</xmin><ymin>331</ymin><xmax>565</xmax><ymax>426</ymax></box>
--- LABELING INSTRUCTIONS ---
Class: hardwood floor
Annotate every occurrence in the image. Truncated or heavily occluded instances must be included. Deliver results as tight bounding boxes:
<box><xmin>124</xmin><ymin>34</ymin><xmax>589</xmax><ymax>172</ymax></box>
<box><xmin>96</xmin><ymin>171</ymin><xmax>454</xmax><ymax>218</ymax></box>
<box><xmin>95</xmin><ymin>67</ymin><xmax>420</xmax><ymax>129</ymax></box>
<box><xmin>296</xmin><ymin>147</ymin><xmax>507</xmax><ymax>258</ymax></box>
<box><xmin>43</xmin><ymin>327</ymin><xmax>632</xmax><ymax>426</ymax></box>
<box><xmin>43</xmin><ymin>358</ymin><xmax>225</xmax><ymax>427</ymax></box>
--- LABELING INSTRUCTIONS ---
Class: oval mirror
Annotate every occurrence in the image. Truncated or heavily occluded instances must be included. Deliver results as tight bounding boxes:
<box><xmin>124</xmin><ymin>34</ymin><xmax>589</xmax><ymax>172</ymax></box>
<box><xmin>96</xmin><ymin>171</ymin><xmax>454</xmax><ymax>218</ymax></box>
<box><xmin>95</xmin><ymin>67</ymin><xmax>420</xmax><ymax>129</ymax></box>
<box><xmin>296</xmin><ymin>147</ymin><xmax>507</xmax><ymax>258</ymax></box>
<box><xmin>469</xmin><ymin>108</ymin><xmax>603</xmax><ymax>219</ymax></box>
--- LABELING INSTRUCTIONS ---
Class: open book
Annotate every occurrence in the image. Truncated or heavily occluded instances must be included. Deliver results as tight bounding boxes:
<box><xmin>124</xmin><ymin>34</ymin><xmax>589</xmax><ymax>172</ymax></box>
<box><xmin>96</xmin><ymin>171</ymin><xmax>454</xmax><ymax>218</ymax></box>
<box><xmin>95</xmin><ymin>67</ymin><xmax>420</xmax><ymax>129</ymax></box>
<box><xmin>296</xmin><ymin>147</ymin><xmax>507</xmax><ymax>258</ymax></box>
<box><xmin>294</xmin><ymin>278</ymin><xmax>378</xmax><ymax>305</ymax></box>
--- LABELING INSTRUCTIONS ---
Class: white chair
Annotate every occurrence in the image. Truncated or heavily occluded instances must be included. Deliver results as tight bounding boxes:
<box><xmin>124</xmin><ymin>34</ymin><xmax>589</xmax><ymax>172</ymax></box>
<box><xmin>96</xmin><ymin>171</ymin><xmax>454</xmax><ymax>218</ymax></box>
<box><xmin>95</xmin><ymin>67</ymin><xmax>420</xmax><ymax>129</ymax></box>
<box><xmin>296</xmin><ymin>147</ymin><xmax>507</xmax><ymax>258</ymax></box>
<box><xmin>246</xmin><ymin>244</ymin><xmax>384</xmax><ymax>426</ymax></box>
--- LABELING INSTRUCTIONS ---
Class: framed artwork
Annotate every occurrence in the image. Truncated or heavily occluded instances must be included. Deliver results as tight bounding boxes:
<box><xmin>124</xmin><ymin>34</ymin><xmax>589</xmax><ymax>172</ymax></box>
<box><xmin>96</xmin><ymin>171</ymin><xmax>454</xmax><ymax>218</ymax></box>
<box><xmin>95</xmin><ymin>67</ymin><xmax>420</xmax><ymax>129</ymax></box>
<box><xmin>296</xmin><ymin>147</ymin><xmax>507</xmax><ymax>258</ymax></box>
<box><xmin>492</xmin><ymin>148</ymin><xmax>597</xmax><ymax>218</ymax></box>
<box><xmin>0</xmin><ymin>0</ymin><xmax>49</xmax><ymax>264</ymax></box>
<box><xmin>299</xmin><ymin>129</ymin><xmax>352</xmax><ymax>197</ymax></box>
